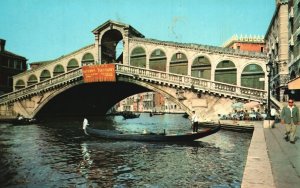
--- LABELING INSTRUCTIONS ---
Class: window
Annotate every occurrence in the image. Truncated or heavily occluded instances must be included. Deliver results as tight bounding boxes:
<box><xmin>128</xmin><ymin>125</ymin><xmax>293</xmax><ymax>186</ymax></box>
<box><xmin>249</xmin><ymin>64</ymin><xmax>256</xmax><ymax>71</ymax></box>
<box><xmin>237</xmin><ymin>46</ymin><xmax>240</xmax><ymax>49</ymax></box>
<box><xmin>261</xmin><ymin>47</ymin><xmax>264</xmax><ymax>52</ymax></box>
<box><xmin>176</xmin><ymin>53</ymin><xmax>182</xmax><ymax>59</ymax></box>
<box><xmin>197</xmin><ymin>56</ymin><xmax>204</xmax><ymax>62</ymax></box>
<box><xmin>155</xmin><ymin>49</ymin><xmax>161</xmax><ymax>56</ymax></box>
<box><xmin>8</xmin><ymin>59</ymin><xmax>14</xmax><ymax>68</ymax></box>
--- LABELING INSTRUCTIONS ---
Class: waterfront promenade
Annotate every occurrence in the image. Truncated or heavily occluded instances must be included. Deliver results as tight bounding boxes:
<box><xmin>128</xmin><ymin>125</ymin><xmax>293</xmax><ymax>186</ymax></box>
<box><xmin>241</xmin><ymin>121</ymin><xmax>300</xmax><ymax>188</ymax></box>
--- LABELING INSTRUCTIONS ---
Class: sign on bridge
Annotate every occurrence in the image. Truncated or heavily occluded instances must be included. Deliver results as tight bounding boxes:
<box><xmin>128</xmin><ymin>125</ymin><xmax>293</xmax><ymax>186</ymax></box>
<box><xmin>82</xmin><ymin>64</ymin><xmax>116</xmax><ymax>83</ymax></box>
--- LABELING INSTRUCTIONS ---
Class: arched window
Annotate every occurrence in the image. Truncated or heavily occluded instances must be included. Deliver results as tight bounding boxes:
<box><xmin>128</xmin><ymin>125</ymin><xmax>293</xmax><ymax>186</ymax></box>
<box><xmin>149</xmin><ymin>49</ymin><xmax>166</xmax><ymax>71</ymax></box>
<box><xmin>81</xmin><ymin>53</ymin><xmax>95</xmax><ymax>66</ymax></box>
<box><xmin>215</xmin><ymin>60</ymin><xmax>237</xmax><ymax>85</ymax></box>
<box><xmin>191</xmin><ymin>56</ymin><xmax>211</xmax><ymax>79</ymax></box>
<box><xmin>170</xmin><ymin>52</ymin><xmax>188</xmax><ymax>75</ymax></box>
<box><xmin>67</xmin><ymin>59</ymin><xmax>79</xmax><ymax>71</ymax></box>
<box><xmin>53</xmin><ymin>64</ymin><xmax>65</xmax><ymax>77</ymax></box>
<box><xmin>130</xmin><ymin>47</ymin><xmax>146</xmax><ymax>68</ymax></box>
<box><xmin>15</xmin><ymin>80</ymin><xmax>25</xmax><ymax>90</ymax></box>
<box><xmin>241</xmin><ymin>64</ymin><xmax>264</xmax><ymax>89</ymax></box>
<box><xmin>40</xmin><ymin>70</ymin><xmax>51</xmax><ymax>82</ymax></box>
<box><xmin>27</xmin><ymin>75</ymin><xmax>38</xmax><ymax>86</ymax></box>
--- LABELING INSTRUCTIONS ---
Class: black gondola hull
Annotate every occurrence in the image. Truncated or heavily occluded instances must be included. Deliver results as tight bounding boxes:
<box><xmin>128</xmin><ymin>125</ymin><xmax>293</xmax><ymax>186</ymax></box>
<box><xmin>85</xmin><ymin>126</ymin><xmax>220</xmax><ymax>142</ymax></box>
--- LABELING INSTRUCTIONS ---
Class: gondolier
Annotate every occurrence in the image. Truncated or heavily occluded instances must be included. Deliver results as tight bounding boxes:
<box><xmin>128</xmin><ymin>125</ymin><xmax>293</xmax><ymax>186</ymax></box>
<box><xmin>83</xmin><ymin>118</ymin><xmax>89</xmax><ymax>135</ymax></box>
<box><xmin>191</xmin><ymin>111</ymin><xmax>199</xmax><ymax>133</ymax></box>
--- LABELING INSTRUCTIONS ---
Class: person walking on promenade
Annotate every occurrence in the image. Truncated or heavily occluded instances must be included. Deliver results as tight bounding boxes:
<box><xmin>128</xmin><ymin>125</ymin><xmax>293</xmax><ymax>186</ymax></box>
<box><xmin>281</xmin><ymin>99</ymin><xmax>299</xmax><ymax>144</ymax></box>
<box><xmin>191</xmin><ymin>111</ymin><xmax>199</xmax><ymax>133</ymax></box>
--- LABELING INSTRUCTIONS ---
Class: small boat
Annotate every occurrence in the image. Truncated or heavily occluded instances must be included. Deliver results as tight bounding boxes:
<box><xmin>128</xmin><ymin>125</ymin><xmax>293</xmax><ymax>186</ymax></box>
<box><xmin>182</xmin><ymin>113</ymin><xmax>189</xmax><ymax>118</ymax></box>
<box><xmin>10</xmin><ymin>117</ymin><xmax>38</xmax><ymax>125</ymax></box>
<box><xmin>121</xmin><ymin>111</ymin><xmax>140</xmax><ymax>119</ymax></box>
<box><xmin>83</xmin><ymin>120</ymin><xmax>221</xmax><ymax>142</ymax></box>
<box><xmin>149</xmin><ymin>111</ymin><xmax>165</xmax><ymax>117</ymax></box>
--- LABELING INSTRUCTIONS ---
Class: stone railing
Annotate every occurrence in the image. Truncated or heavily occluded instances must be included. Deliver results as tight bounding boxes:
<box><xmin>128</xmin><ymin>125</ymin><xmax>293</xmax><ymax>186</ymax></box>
<box><xmin>115</xmin><ymin>64</ymin><xmax>267</xmax><ymax>101</ymax></box>
<box><xmin>0</xmin><ymin>63</ymin><xmax>267</xmax><ymax>104</ymax></box>
<box><xmin>0</xmin><ymin>68</ymin><xmax>82</xmax><ymax>104</ymax></box>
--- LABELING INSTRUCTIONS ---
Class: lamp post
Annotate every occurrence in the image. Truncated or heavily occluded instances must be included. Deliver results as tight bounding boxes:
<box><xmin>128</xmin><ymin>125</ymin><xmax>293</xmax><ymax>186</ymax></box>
<box><xmin>265</xmin><ymin>60</ymin><xmax>273</xmax><ymax>120</ymax></box>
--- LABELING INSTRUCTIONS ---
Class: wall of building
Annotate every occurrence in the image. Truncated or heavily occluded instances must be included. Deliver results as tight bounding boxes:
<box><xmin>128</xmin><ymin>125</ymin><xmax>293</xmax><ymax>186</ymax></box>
<box><xmin>0</xmin><ymin>39</ymin><xmax>27</xmax><ymax>95</ymax></box>
<box><xmin>228</xmin><ymin>42</ymin><xmax>265</xmax><ymax>53</ymax></box>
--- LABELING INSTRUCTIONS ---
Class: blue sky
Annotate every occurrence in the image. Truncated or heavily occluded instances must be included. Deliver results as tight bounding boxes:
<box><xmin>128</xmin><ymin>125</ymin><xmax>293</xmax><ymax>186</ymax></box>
<box><xmin>0</xmin><ymin>0</ymin><xmax>275</xmax><ymax>63</ymax></box>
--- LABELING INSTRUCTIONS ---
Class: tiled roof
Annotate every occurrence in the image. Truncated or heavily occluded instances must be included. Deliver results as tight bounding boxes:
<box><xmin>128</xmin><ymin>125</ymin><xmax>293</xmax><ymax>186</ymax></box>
<box><xmin>0</xmin><ymin>50</ymin><xmax>27</xmax><ymax>60</ymax></box>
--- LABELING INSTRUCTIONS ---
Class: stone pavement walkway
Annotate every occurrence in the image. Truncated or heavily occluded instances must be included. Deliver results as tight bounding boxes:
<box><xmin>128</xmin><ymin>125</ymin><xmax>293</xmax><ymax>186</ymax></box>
<box><xmin>242</xmin><ymin>121</ymin><xmax>300</xmax><ymax>188</ymax></box>
<box><xmin>264</xmin><ymin>123</ymin><xmax>300</xmax><ymax>188</ymax></box>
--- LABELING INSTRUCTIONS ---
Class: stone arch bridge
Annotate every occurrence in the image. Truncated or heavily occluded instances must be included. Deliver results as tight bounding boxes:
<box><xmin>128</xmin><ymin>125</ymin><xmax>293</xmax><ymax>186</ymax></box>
<box><xmin>0</xmin><ymin>20</ymin><xmax>268</xmax><ymax>121</ymax></box>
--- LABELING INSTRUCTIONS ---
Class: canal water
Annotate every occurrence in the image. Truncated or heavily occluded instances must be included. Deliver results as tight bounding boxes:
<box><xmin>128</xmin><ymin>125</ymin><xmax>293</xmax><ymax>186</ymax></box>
<box><xmin>0</xmin><ymin>114</ymin><xmax>252</xmax><ymax>188</ymax></box>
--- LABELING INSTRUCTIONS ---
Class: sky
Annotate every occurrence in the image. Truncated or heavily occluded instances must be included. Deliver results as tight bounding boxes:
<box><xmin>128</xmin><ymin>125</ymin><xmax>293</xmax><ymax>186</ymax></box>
<box><xmin>0</xmin><ymin>0</ymin><xmax>275</xmax><ymax>63</ymax></box>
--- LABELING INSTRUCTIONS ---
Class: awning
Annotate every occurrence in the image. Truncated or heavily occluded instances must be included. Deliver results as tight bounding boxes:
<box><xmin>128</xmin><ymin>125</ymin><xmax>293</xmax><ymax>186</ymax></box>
<box><xmin>288</xmin><ymin>77</ymin><xmax>300</xmax><ymax>90</ymax></box>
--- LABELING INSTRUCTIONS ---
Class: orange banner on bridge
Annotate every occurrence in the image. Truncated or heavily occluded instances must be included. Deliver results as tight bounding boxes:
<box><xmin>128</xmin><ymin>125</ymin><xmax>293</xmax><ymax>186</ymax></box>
<box><xmin>82</xmin><ymin>64</ymin><xmax>116</xmax><ymax>83</ymax></box>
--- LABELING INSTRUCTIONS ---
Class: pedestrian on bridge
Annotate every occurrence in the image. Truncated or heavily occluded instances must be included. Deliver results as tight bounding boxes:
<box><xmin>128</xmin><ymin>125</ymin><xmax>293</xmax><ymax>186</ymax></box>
<box><xmin>191</xmin><ymin>111</ymin><xmax>199</xmax><ymax>133</ymax></box>
<box><xmin>281</xmin><ymin>99</ymin><xmax>299</xmax><ymax>144</ymax></box>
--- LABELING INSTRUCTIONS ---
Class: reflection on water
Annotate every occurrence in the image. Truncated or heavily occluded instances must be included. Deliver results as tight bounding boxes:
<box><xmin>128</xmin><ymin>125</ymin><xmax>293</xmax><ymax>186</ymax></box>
<box><xmin>0</xmin><ymin>114</ymin><xmax>251</xmax><ymax>187</ymax></box>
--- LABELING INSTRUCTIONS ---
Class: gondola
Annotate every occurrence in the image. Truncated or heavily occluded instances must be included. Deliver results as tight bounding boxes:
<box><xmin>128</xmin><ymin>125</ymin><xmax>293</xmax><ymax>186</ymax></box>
<box><xmin>149</xmin><ymin>111</ymin><xmax>165</xmax><ymax>117</ymax></box>
<box><xmin>121</xmin><ymin>111</ymin><xmax>140</xmax><ymax>119</ymax></box>
<box><xmin>10</xmin><ymin>118</ymin><xmax>38</xmax><ymax>125</ymax></box>
<box><xmin>83</xmin><ymin>121</ymin><xmax>221</xmax><ymax>142</ymax></box>
<box><xmin>182</xmin><ymin>113</ymin><xmax>189</xmax><ymax>118</ymax></box>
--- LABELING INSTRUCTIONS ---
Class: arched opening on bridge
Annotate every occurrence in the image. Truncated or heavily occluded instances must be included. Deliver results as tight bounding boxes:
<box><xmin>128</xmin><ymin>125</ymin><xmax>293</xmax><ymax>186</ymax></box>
<box><xmin>15</xmin><ymin>79</ymin><xmax>25</xmax><ymax>90</ymax></box>
<box><xmin>130</xmin><ymin>47</ymin><xmax>146</xmax><ymax>68</ymax></box>
<box><xmin>40</xmin><ymin>70</ymin><xmax>51</xmax><ymax>82</ymax></box>
<box><xmin>170</xmin><ymin>52</ymin><xmax>188</xmax><ymax>75</ymax></box>
<box><xmin>149</xmin><ymin>49</ymin><xmax>167</xmax><ymax>71</ymax></box>
<box><xmin>53</xmin><ymin>64</ymin><xmax>65</xmax><ymax>77</ymax></box>
<box><xmin>81</xmin><ymin>53</ymin><xmax>95</xmax><ymax>66</ymax></box>
<box><xmin>101</xmin><ymin>29</ymin><xmax>123</xmax><ymax>64</ymax></box>
<box><xmin>27</xmin><ymin>75</ymin><xmax>38</xmax><ymax>86</ymax></box>
<box><xmin>191</xmin><ymin>56</ymin><xmax>211</xmax><ymax>79</ymax></box>
<box><xmin>241</xmin><ymin>64</ymin><xmax>264</xmax><ymax>89</ymax></box>
<box><xmin>115</xmin><ymin>40</ymin><xmax>123</xmax><ymax>63</ymax></box>
<box><xmin>67</xmin><ymin>59</ymin><xmax>79</xmax><ymax>71</ymax></box>
<box><xmin>215</xmin><ymin>60</ymin><xmax>237</xmax><ymax>85</ymax></box>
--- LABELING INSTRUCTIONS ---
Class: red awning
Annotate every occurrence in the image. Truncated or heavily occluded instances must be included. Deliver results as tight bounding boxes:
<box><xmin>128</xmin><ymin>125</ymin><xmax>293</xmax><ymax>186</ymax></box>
<box><xmin>288</xmin><ymin>77</ymin><xmax>300</xmax><ymax>90</ymax></box>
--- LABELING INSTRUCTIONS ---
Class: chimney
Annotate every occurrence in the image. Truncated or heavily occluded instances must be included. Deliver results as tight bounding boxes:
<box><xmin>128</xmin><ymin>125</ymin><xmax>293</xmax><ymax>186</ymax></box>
<box><xmin>0</xmin><ymin>39</ymin><xmax>6</xmax><ymax>52</ymax></box>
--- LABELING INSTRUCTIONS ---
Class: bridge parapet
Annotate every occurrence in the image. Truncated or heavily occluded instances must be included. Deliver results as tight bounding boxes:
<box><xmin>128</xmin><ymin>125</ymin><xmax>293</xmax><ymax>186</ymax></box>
<box><xmin>1</xmin><ymin>64</ymin><xmax>267</xmax><ymax>110</ymax></box>
<box><xmin>115</xmin><ymin>64</ymin><xmax>266</xmax><ymax>102</ymax></box>
<box><xmin>0</xmin><ymin>68</ymin><xmax>82</xmax><ymax>104</ymax></box>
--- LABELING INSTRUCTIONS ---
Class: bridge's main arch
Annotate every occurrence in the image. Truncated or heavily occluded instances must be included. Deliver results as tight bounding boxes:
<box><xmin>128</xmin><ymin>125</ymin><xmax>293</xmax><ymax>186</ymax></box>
<box><xmin>35</xmin><ymin>81</ymin><xmax>150</xmax><ymax>117</ymax></box>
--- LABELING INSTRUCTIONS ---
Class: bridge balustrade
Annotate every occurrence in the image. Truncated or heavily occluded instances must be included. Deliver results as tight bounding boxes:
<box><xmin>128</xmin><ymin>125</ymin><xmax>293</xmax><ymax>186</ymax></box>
<box><xmin>0</xmin><ymin>64</ymin><xmax>267</xmax><ymax>105</ymax></box>
<box><xmin>115</xmin><ymin>64</ymin><xmax>266</xmax><ymax>101</ymax></box>
<box><xmin>0</xmin><ymin>68</ymin><xmax>82</xmax><ymax>104</ymax></box>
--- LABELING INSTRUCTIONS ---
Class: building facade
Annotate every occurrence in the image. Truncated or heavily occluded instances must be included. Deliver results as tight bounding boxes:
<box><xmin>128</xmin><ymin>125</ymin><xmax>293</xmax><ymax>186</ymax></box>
<box><xmin>223</xmin><ymin>34</ymin><xmax>265</xmax><ymax>53</ymax></box>
<box><xmin>287</xmin><ymin>0</ymin><xmax>300</xmax><ymax>101</ymax></box>
<box><xmin>265</xmin><ymin>0</ymin><xmax>290</xmax><ymax>102</ymax></box>
<box><xmin>0</xmin><ymin>39</ymin><xmax>27</xmax><ymax>95</ymax></box>
<box><xmin>116</xmin><ymin>92</ymin><xmax>184</xmax><ymax>113</ymax></box>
